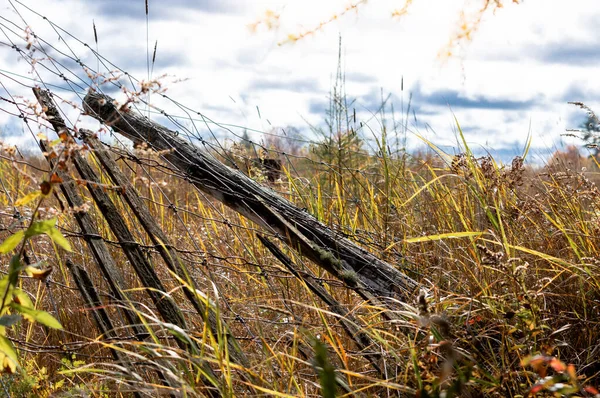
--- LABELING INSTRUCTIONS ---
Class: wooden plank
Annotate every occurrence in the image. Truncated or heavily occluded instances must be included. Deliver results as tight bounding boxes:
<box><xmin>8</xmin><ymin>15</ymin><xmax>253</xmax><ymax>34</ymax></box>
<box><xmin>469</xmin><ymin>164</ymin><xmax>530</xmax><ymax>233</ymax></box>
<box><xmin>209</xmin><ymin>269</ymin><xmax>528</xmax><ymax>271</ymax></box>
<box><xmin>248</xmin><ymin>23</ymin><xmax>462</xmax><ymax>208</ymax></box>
<box><xmin>82</xmin><ymin>91</ymin><xmax>420</xmax><ymax>304</ymax></box>
<box><xmin>39</xmin><ymin>141</ymin><xmax>147</xmax><ymax>339</ymax></box>
<box><xmin>257</xmin><ymin>234</ymin><xmax>384</xmax><ymax>377</ymax></box>
<box><xmin>82</xmin><ymin>131</ymin><xmax>254</xmax><ymax>372</ymax></box>
<box><xmin>34</xmin><ymin>88</ymin><xmax>185</xmax><ymax>331</ymax></box>
<box><xmin>66</xmin><ymin>259</ymin><xmax>119</xmax><ymax>342</ymax></box>
<box><xmin>66</xmin><ymin>259</ymin><xmax>145</xmax><ymax>398</ymax></box>
<box><xmin>34</xmin><ymin>88</ymin><xmax>222</xmax><ymax>397</ymax></box>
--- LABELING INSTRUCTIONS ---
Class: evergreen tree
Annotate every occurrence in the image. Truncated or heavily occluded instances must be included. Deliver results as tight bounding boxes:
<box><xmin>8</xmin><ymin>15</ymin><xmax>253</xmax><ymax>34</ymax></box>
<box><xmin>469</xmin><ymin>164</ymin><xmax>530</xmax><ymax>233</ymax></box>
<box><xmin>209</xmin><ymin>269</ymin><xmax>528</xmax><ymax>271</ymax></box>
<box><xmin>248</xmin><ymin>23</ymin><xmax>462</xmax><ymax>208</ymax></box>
<box><xmin>241</xmin><ymin>129</ymin><xmax>253</xmax><ymax>150</ymax></box>
<box><xmin>579</xmin><ymin>113</ymin><xmax>600</xmax><ymax>155</ymax></box>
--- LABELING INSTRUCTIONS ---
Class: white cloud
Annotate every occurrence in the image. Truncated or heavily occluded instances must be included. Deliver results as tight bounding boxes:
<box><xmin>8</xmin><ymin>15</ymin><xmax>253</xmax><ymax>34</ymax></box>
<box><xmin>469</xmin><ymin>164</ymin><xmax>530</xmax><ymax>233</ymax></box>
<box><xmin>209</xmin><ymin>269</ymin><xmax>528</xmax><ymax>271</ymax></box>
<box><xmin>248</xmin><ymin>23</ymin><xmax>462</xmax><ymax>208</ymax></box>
<box><xmin>0</xmin><ymin>0</ymin><xmax>598</xmax><ymax>160</ymax></box>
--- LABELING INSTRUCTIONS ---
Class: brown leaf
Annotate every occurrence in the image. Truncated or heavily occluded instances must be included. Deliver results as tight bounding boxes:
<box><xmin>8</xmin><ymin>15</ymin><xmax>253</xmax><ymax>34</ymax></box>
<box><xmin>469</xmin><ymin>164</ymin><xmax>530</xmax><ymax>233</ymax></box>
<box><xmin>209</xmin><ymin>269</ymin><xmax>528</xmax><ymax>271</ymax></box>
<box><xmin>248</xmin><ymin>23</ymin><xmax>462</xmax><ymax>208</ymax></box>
<box><xmin>40</xmin><ymin>181</ymin><xmax>52</xmax><ymax>196</ymax></box>
<box><xmin>50</xmin><ymin>173</ymin><xmax>63</xmax><ymax>184</ymax></box>
<box><xmin>25</xmin><ymin>265</ymin><xmax>53</xmax><ymax>281</ymax></box>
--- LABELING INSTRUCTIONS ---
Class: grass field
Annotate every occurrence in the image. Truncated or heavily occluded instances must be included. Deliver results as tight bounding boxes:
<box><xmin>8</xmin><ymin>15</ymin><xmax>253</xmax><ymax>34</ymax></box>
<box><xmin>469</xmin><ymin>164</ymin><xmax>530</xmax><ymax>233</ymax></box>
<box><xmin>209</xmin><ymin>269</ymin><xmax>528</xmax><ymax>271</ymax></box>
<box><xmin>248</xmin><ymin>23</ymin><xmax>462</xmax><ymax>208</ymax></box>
<box><xmin>0</xmin><ymin>89</ymin><xmax>599</xmax><ymax>398</ymax></box>
<box><xmin>0</xmin><ymin>0</ymin><xmax>598</xmax><ymax>396</ymax></box>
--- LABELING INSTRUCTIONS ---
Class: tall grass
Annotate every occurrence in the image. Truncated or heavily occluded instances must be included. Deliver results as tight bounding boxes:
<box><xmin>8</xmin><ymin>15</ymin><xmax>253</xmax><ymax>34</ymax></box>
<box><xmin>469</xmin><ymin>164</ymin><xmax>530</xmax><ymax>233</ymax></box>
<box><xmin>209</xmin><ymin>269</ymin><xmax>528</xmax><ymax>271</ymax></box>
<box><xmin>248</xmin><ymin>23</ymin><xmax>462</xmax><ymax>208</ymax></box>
<box><xmin>0</xmin><ymin>92</ymin><xmax>599</xmax><ymax>397</ymax></box>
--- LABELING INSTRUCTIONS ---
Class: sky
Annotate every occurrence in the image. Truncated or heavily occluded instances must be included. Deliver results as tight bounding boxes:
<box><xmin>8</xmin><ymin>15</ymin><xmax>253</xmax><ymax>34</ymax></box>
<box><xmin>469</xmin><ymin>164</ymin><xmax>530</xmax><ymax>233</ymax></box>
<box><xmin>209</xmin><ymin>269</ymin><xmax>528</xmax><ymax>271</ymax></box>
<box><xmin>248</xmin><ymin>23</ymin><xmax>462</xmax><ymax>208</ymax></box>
<box><xmin>0</xmin><ymin>0</ymin><xmax>599</xmax><ymax>163</ymax></box>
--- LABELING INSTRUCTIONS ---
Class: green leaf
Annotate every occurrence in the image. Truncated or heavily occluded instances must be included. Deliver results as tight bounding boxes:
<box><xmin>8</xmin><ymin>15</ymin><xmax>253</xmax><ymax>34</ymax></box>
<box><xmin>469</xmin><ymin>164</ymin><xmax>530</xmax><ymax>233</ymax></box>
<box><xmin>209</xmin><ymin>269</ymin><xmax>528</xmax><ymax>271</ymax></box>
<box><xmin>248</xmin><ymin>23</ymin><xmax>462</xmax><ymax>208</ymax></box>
<box><xmin>0</xmin><ymin>231</ymin><xmax>24</xmax><ymax>254</ymax></box>
<box><xmin>312</xmin><ymin>339</ymin><xmax>337</xmax><ymax>398</ymax></box>
<box><xmin>0</xmin><ymin>335</ymin><xmax>19</xmax><ymax>373</ymax></box>
<box><xmin>13</xmin><ymin>288</ymin><xmax>33</xmax><ymax>309</ymax></box>
<box><xmin>24</xmin><ymin>218</ymin><xmax>72</xmax><ymax>252</ymax></box>
<box><xmin>0</xmin><ymin>314</ymin><xmax>21</xmax><ymax>327</ymax></box>
<box><xmin>25</xmin><ymin>218</ymin><xmax>57</xmax><ymax>238</ymax></box>
<box><xmin>46</xmin><ymin>227</ymin><xmax>72</xmax><ymax>252</ymax></box>
<box><xmin>0</xmin><ymin>256</ymin><xmax>21</xmax><ymax>309</ymax></box>
<box><xmin>10</xmin><ymin>303</ymin><xmax>62</xmax><ymax>329</ymax></box>
<box><xmin>399</xmin><ymin>174</ymin><xmax>455</xmax><ymax>208</ymax></box>
<box><xmin>7</xmin><ymin>255</ymin><xmax>22</xmax><ymax>288</ymax></box>
<box><xmin>0</xmin><ymin>276</ymin><xmax>13</xmax><ymax>310</ymax></box>
<box><xmin>508</xmin><ymin>244</ymin><xmax>573</xmax><ymax>267</ymax></box>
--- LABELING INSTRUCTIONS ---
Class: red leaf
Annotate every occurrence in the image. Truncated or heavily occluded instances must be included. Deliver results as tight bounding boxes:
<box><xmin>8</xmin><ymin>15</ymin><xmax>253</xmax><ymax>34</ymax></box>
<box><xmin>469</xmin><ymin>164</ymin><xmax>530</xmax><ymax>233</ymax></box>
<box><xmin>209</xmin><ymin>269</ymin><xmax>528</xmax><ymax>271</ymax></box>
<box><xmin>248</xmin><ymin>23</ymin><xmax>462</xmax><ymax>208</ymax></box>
<box><xmin>584</xmin><ymin>386</ymin><xmax>599</xmax><ymax>394</ymax></box>
<box><xmin>549</xmin><ymin>357</ymin><xmax>566</xmax><ymax>373</ymax></box>
<box><xmin>529</xmin><ymin>384</ymin><xmax>544</xmax><ymax>393</ymax></box>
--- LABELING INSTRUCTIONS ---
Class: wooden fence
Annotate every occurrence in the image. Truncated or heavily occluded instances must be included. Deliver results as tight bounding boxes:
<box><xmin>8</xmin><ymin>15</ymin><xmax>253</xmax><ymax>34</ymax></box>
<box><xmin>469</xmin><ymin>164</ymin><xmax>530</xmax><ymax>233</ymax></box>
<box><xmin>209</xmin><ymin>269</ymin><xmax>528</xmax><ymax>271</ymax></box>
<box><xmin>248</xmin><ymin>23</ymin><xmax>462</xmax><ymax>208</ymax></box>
<box><xmin>31</xmin><ymin>87</ymin><xmax>421</xmax><ymax>395</ymax></box>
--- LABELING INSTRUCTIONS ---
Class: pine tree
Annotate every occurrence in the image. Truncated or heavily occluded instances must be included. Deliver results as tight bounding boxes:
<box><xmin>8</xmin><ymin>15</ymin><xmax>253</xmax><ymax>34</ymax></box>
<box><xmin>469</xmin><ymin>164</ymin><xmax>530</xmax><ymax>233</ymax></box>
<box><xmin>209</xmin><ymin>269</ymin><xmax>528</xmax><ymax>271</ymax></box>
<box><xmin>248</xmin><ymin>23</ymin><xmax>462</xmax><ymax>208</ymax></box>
<box><xmin>241</xmin><ymin>129</ymin><xmax>253</xmax><ymax>150</ymax></box>
<box><xmin>580</xmin><ymin>113</ymin><xmax>600</xmax><ymax>155</ymax></box>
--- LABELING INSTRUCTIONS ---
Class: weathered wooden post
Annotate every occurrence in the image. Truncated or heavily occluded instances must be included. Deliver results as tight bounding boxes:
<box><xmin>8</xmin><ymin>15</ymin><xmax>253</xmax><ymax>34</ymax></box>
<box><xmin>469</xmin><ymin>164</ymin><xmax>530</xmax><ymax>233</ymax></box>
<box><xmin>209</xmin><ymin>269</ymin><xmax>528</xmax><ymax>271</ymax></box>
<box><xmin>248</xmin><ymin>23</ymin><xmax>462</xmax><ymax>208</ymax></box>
<box><xmin>34</xmin><ymin>88</ymin><xmax>222</xmax><ymax>397</ymax></box>
<box><xmin>82</xmin><ymin>90</ymin><xmax>420</xmax><ymax>306</ymax></box>
<box><xmin>81</xmin><ymin>130</ymin><xmax>254</xmax><ymax>375</ymax></box>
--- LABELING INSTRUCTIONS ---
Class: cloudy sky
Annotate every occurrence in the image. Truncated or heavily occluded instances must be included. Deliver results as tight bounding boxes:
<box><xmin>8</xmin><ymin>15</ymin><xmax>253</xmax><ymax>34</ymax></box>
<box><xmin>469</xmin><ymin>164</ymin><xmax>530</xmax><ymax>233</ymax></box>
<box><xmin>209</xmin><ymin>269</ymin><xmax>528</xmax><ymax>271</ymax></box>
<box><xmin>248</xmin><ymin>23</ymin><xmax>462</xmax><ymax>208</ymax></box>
<box><xmin>0</xmin><ymin>0</ymin><xmax>599</xmax><ymax>162</ymax></box>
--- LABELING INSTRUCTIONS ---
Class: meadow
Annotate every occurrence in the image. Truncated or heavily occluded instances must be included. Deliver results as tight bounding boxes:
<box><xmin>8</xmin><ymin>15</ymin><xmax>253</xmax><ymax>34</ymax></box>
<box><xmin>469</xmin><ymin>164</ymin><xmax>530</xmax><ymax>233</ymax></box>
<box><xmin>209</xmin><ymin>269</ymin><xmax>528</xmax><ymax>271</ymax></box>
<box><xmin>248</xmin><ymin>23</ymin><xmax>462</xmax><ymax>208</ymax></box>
<box><xmin>0</xmin><ymin>72</ymin><xmax>599</xmax><ymax>398</ymax></box>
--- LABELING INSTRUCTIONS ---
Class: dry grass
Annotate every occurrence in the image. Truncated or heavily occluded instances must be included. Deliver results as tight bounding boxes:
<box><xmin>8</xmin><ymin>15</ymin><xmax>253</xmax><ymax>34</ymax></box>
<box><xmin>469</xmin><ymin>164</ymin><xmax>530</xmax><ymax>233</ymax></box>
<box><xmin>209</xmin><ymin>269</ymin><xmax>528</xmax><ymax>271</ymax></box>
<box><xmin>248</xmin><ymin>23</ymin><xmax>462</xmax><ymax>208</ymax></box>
<box><xmin>0</xmin><ymin>115</ymin><xmax>599</xmax><ymax>398</ymax></box>
<box><xmin>0</xmin><ymin>2</ymin><xmax>597</xmax><ymax>395</ymax></box>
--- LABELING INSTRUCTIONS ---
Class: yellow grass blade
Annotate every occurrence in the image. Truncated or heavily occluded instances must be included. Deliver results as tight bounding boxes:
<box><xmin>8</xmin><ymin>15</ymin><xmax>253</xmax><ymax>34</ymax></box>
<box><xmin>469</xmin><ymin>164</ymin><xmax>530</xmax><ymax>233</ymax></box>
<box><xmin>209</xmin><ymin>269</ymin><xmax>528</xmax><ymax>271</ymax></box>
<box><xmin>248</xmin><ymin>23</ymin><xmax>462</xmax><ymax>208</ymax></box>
<box><xmin>401</xmin><ymin>231</ymin><xmax>483</xmax><ymax>245</ymax></box>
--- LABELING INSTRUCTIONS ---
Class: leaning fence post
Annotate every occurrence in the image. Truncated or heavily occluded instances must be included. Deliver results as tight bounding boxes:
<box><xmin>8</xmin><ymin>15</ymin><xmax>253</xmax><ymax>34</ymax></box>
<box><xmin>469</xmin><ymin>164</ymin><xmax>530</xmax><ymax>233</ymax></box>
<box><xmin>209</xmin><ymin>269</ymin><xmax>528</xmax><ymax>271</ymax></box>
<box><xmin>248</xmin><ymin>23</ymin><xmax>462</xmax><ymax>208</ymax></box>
<box><xmin>34</xmin><ymin>88</ymin><xmax>222</xmax><ymax>397</ymax></box>
<box><xmin>82</xmin><ymin>90</ymin><xmax>420</xmax><ymax>306</ymax></box>
<box><xmin>81</xmin><ymin>130</ymin><xmax>253</xmax><ymax>372</ymax></box>
<box><xmin>66</xmin><ymin>259</ymin><xmax>170</xmax><ymax>398</ymax></box>
<box><xmin>66</xmin><ymin>259</ymin><xmax>116</xmax><ymax>341</ymax></box>
<box><xmin>38</xmin><ymin>140</ymin><xmax>147</xmax><ymax>340</ymax></box>
<box><xmin>35</xmin><ymin>88</ymin><xmax>185</xmax><ymax>332</ymax></box>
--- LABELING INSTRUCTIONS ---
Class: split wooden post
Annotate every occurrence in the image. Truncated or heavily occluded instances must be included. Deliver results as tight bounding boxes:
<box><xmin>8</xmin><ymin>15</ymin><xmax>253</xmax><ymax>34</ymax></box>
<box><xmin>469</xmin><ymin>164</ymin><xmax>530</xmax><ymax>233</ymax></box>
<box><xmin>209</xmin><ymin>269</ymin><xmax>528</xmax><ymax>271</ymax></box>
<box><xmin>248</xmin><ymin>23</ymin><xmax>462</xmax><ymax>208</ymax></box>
<box><xmin>66</xmin><ymin>259</ymin><xmax>145</xmax><ymax>398</ymax></box>
<box><xmin>82</xmin><ymin>91</ymin><xmax>421</xmax><ymax>305</ymax></box>
<box><xmin>34</xmin><ymin>88</ymin><xmax>222</xmax><ymax>397</ymax></box>
<box><xmin>81</xmin><ymin>130</ymin><xmax>254</xmax><ymax>373</ymax></box>
<box><xmin>38</xmin><ymin>140</ymin><xmax>147</xmax><ymax>339</ymax></box>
